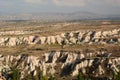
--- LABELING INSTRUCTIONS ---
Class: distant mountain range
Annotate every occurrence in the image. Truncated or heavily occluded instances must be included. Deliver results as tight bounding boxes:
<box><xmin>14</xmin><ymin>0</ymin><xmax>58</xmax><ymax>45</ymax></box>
<box><xmin>0</xmin><ymin>12</ymin><xmax>120</xmax><ymax>21</ymax></box>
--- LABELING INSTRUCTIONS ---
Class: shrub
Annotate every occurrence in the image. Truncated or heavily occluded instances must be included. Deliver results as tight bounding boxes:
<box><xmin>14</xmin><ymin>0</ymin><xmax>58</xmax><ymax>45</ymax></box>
<box><xmin>77</xmin><ymin>72</ymin><xmax>84</xmax><ymax>80</ymax></box>
<box><xmin>49</xmin><ymin>75</ymin><xmax>54</xmax><ymax>80</ymax></box>
<box><xmin>43</xmin><ymin>76</ymin><xmax>49</xmax><ymax>80</ymax></box>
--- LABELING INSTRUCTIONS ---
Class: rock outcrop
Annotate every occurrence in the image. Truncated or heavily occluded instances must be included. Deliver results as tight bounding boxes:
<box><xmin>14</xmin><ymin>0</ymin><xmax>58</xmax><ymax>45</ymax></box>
<box><xmin>0</xmin><ymin>51</ymin><xmax>120</xmax><ymax>79</ymax></box>
<box><xmin>0</xmin><ymin>28</ymin><xmax>120</xmax><ymax>46</ymax></box>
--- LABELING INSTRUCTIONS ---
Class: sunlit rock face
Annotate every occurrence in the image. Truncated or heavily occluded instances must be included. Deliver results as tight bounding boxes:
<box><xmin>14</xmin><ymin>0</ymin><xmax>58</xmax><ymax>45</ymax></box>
<box><xmin>0</xmin><ymin>51</ymin><xmax>120</xmax><ymax>79</ymax></box>
<box><xmin>0</xmin><ymin>28</ymin><xmax>120</xmax><ymax>46</ymax></box>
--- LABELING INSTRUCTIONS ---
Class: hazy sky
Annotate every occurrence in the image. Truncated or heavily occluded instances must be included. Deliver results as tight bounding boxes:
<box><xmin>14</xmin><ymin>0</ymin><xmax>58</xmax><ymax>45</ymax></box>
<box><xmin>0</xmin><ymin>0</ymin><xmax>120</xmax><ymax>15</ymax></box>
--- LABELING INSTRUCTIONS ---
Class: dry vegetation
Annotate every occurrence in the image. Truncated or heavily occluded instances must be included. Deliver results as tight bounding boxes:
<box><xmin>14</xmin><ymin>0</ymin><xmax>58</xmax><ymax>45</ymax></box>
<box><xmin>0</xmin><ymin>43</ymin><xmax>120</xmax><ymax>57</ymax></box>
<box><xmin>0</xmin><ymin>20</ymin><xmax>120</xmax><ymax>36</ymax></box>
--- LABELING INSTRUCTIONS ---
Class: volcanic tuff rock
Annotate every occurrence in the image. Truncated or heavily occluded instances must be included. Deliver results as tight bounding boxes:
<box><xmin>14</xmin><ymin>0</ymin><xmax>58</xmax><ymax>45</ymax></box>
<box><xmin>0</xmin><ymin>28</ymin><xmax>120</xmax><ymax>46</ymax></box>
<box><xmin>0</xmin><ymin>51</ymin><xmax>120</xmax><ymax>79</ymax></box>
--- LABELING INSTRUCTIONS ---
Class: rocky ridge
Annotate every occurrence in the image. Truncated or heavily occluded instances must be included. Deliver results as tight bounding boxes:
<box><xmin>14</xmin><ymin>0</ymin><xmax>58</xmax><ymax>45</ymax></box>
<box><xmin>0</xmin><ymin>50</ymin><xmax>120</xmax><ymax>80</ymax></box>
<box><xmin>0</xmin><ymin>28</ymin><xmax>120</xmax><ymax>46</ymax></box>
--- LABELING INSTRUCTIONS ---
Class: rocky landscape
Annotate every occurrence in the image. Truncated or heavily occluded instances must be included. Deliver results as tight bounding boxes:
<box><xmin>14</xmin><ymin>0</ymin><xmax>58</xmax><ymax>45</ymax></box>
<box><xmin>0</xmin><ymin>28</ymin><xmax>120</xmax><ymax>46</ymax></box>
<box><xmin>0</xmin><ymin>21</ymin><xmax>120</xmax><ymax>80</ymax></box>
<box><xmin>0</xmin><ymin>50</ymin><xmax>120</xmax><ymax>80</ymax></box>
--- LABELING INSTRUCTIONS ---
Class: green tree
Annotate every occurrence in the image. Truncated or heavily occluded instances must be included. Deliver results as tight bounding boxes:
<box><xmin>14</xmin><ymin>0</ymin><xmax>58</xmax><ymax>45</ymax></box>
<box><xmin>115</xmin><ymin>71</ymin><xmax>120</xmax><ymax>80</ymax></box>
<box><xmin>38</xmin><ymin>70</ymin><xmax>44</xmax><ymax>80</ymax></box>
<box><xmin>77</xmin><ymin>72</ymin><xmax>84</xmax><ymax>80</ymax></box>
<box><xmin>10</xmin><ymin>67</ymin><xmax>21</xmax><ymax>80</ymax></box>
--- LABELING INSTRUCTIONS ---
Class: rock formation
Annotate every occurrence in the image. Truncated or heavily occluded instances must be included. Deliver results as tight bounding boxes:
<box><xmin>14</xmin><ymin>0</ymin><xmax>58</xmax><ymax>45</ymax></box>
<box><xmin>0</xmin><ymin>51</ymin><xmax>120</xmax><ymax>79</ymax></box>
<box><xmin>0</xmin><ymin>28</ymin><xmax>120</xmax><ymax>46</ymax></box>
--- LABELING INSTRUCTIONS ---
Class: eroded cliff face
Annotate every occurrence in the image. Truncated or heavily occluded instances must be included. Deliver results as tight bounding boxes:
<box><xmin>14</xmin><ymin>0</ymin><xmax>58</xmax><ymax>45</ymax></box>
<box><xmin>0</xmin><ymin>51</ymin><xmax>120</xmax><ymax>80</ymax></box>
<box><xmin>0</xmin><ymin>28</ymin><xmax>120</xmax><ymax>46</ymax></box>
